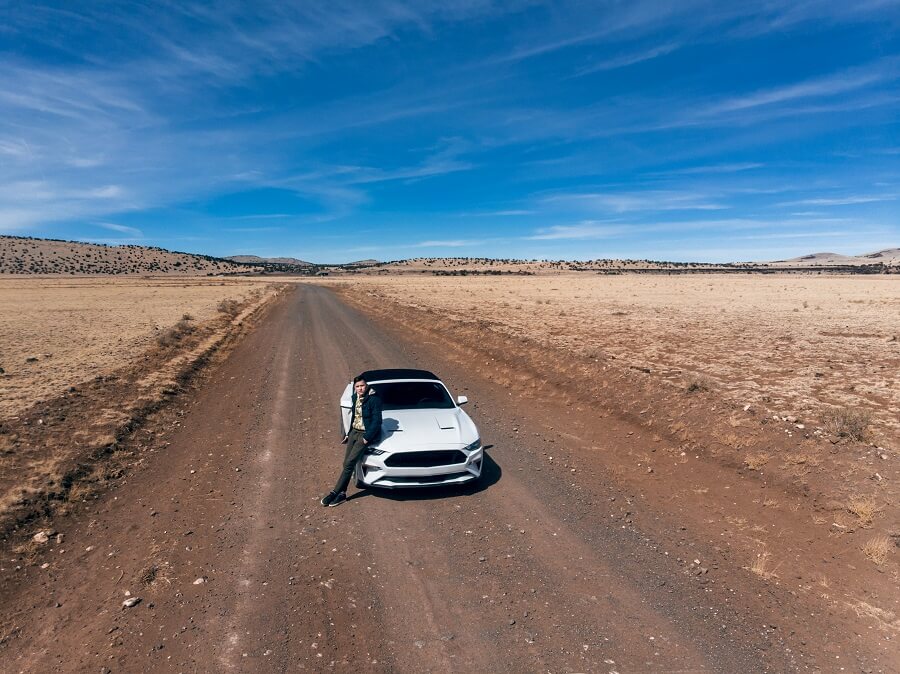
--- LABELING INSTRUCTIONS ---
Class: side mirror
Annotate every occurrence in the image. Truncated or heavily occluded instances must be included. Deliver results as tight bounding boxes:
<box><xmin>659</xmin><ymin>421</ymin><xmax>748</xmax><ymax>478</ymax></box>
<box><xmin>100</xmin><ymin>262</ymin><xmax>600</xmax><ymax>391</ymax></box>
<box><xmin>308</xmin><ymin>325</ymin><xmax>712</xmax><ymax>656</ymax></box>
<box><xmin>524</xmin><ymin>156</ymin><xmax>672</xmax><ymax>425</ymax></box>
<box><xmin>457</xmin><ymin>395</ymin><xmax>468</xmax><ymax>405</ymax></box>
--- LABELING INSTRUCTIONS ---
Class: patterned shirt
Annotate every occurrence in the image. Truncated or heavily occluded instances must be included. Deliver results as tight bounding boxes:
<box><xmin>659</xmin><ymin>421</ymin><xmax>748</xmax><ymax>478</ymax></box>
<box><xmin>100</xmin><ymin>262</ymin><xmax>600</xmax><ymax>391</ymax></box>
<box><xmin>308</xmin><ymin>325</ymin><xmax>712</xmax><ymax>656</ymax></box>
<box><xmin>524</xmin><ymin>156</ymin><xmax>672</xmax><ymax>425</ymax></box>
<box><xmin>352</xmin><ymin>395</ymin><xmax>366</xmax><ymax>432</ymax></box>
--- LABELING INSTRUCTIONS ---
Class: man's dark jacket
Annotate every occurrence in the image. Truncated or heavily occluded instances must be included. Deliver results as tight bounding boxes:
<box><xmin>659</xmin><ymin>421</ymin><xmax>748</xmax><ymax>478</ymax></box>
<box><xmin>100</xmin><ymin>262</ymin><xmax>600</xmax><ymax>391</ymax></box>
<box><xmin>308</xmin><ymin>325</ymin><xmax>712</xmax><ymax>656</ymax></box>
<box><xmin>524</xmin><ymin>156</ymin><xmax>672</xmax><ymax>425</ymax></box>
<box><xmin>349</xmin><ymin>388</ymin><xmax>383</xmax><ymax>445</ymax></box>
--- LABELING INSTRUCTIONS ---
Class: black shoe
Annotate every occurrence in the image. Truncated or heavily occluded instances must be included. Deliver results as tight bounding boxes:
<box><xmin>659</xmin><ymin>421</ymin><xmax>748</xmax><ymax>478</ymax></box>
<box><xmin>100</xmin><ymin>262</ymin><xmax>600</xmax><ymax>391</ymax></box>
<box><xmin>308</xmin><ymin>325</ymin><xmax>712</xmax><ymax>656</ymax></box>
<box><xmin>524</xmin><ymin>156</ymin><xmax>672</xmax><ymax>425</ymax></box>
<box><xmin>327</xmin><ymin>492</ymin><xmax>347</xmax><ymax>507</ymax></box>
<box><xmin>320</xmin><ymin>491</ymin><xmax>338</xmax><ymax>506</ymax></box>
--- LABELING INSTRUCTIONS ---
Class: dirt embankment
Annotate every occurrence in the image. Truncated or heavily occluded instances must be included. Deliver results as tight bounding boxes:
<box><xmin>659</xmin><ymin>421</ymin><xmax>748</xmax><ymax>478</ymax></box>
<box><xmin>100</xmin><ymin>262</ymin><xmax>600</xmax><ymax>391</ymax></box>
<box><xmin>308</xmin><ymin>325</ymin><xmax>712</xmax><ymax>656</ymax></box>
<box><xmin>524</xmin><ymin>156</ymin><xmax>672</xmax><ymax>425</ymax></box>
<box><xmin>0</xmin><ymin>284</ymin><xmax>283</xmax><ymax>542</ymax></box>
<box><xmin>331</xmin><ymin>281</ymin><xmax>900</xmax><ymax>639</ymax></box>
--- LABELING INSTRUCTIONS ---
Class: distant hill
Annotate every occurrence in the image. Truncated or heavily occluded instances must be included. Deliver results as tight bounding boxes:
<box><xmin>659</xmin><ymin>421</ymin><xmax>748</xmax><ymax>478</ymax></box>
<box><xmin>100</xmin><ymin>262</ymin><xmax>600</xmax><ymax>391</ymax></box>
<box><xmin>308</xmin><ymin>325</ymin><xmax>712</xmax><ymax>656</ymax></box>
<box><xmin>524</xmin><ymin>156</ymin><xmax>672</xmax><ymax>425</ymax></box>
<box><xmin>0</xmin><ymin>236</ymin><xmax>262</xmax><ymax>276</ymax></box>
<box><xmin>1</xmin><ymin>236</ymin><xmax>896</xmax><ymax>276</ymax></box>
<box><xmin>344</xmin><ymin>258</ymin><xmax>381</xmax><ymax>267</ymax></box>
<box><xmin>226</xmin><ymin>255</ymin><xmax>314</xmax><ymax>266</ymax></box>
<box><xmin>768</xmin><ymin>248</ymin><xmax>900</xmax><ymax>267</ymax></box>
<box><xmin>860</xmin><ymin>247</ymin><xmax>900</xmax><ymax>264</ymax></box>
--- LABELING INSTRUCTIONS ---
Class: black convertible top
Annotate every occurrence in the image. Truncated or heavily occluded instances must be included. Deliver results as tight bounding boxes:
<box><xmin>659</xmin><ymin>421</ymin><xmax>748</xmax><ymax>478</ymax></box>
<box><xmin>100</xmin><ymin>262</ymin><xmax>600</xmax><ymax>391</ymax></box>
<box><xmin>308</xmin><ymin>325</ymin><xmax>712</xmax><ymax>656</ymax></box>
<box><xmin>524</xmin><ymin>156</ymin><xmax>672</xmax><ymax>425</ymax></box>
<box><xmin>359</xmin><ymin>368</ymin><xmax>439</xmax><ymax>382</ymax></box>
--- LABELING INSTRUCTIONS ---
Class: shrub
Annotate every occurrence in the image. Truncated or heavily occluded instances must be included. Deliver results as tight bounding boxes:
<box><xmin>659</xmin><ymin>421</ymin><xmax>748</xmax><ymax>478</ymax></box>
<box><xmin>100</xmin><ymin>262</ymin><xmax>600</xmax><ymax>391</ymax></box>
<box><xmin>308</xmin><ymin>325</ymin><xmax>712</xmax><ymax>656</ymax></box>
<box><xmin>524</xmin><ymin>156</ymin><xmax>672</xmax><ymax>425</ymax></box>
<box><xmin>156</xmin><ymin>318</ymin><xmax>196</xmax><ymax>347</ymax></box>
<box><xmin>217</xmin><ymin>298</ymin><xmax>241</xmax><ymax>316</ymax></box>
<box><xmin>823</xmin><ymin>407</ymin><xmax>871</xmax><ymax>441</ymax></box>
<box><xmin>743</xmin><ymin>452</ymin><xmax>770</xmax><ymax>470</ymax></box>
<box><xmin>862</xmin><ymin>536</ymin><xmax>891</xmax><ymax>565</ymax></box>
<box><xmin>847</xmin><ymin>496</ymin><xmax>881</xmax><ymax>528</ymax></box>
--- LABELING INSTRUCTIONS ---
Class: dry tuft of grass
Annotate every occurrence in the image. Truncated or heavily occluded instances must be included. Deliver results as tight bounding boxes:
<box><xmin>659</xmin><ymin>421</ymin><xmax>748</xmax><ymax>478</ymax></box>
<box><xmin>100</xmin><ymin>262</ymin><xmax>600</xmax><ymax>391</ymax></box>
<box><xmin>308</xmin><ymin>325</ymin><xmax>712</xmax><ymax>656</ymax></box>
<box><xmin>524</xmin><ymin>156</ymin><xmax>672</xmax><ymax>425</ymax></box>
<box><xmin>217</xmin><ymin>298</ymin><xmax>242</xmax><ymax>316</ymax></box>
<box><xmin>783</xmin><ymin>452</ymin><xmax>820</xmax><ymax>467</ymax></box>
<box><xmin>155</xmin><ymin>317</ymin><xmax>196</xmax><ymax>348</ymax></box>
<box><xmin>743</xmin><ymin>452</ymin><xmax>770</xmax><ymax>470</ymax></box>
<box><xmin>139</xmin><ymin>563</ymin><xmax>159</xmax><ymax>585</ymax></box>
<box><xmin>685</xmin><ymin>375</ymin><xmax>711</xmax><ymax>393</ymax></box>
<box><xmin>847</xmin><ymin>495</ymin><xmax>881</xmax><ymax>527</ymax></box>
<box><xmin>750</xmin><ymin>551</ymin><xmax>778</xmax><ymax>580</ymax></box>
<box><xmin>713</xmin><ymin>430</ymin><xmax>751</xmax><ymax>450</ymax></box>
<box><xmin>862</xmin><ymin>536</ymin><xmax>892</xmax><ymax>565</ymax></box>
<box><xmin>823</xmin><ymin>407</ymin><xmax>872</xmax><ymax>441</ymax></box>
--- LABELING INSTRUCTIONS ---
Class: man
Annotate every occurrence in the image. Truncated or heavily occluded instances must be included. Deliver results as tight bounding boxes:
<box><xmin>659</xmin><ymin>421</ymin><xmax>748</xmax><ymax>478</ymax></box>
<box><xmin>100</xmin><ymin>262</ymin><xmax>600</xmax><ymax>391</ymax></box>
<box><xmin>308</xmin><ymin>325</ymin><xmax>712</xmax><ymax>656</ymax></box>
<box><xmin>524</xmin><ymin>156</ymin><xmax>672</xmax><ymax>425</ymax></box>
<box><xmin>321</xmin><ymin>374</ymin><xmax>383</xmax><ymax>507</ymax></box>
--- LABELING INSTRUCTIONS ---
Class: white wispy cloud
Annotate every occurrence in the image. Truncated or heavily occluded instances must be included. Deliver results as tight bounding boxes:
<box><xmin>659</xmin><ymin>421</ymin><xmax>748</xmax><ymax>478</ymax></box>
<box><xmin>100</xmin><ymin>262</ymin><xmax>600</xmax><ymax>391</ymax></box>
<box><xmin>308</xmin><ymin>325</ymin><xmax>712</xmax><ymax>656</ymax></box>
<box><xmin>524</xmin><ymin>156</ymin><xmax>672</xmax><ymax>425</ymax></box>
<box><xmin>461</xmin><ymin>209</ymin><xmax>534</xmax><ymax>217</ymax></box>
<box><xmin>778</xmin><ymin>194</ymin><xmax>898</xmax><ymax>206</ymax></box>
<box><xmin>413</xmin><ymin>239</ymin><xmax>480</xmax><ymax>247</ymax></box>
<box><xmin>649</xmin><ymin>162</ymin><xmax>764</xmax><ymax>176</ymax></box>
<box><xmin>704</xmin><ymin>69</ymin><xmax>890</xmax><ymax>117</ymax></box>
<box><xmin>528</xmin><ymin>221</ymin><xmax>628</xmax><ymax>240</ymax></box>
<box><xmin>226</xmin><ymin>213</ymin><xmax>292</xmax><ymax>220</ymax></box>
<box><xmin>573</xmin><ymin>42</ymin><xmax>681</xmax><ymax>76</ymax></box>
<box><xmin>541</xmin><ymin>190</ymin><xmax>728</xmax><ymax>213</ymax></box>
<box><xmin>97</xmin><ymin>221</ymin><xmax>143</xmax><ymax>237</ymax></box>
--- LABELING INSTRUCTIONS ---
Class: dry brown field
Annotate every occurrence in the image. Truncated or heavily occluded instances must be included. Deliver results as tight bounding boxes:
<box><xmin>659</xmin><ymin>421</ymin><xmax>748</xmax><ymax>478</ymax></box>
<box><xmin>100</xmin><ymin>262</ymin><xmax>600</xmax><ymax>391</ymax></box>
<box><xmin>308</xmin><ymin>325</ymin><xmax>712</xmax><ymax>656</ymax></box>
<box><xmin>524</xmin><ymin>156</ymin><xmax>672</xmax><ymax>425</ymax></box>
<box><xmin>322</xmin><ymin>274</ymin><xmax>900</xmax><ymax>444</ymax></box>
<box><xmin>0</xmin><ymin>277</ymin><xmax>271</xmax><ymax>418</ymax></box>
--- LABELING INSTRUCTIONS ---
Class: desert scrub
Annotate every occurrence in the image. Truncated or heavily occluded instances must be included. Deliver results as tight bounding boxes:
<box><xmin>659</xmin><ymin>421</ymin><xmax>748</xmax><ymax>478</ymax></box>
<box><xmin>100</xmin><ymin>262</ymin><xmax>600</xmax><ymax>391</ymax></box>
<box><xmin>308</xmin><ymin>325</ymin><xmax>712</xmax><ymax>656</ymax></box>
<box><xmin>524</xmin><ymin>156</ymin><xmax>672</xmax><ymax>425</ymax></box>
<box><xmin>156</xmin><ymin>317</ymin><xmax>195</xmax><ymax>347</ymax></box>
<box><xmin>749</xmin><ymin>550</ymin><xmax>778</xmax><ymax>579</ymax></box>
<box><xmin>862</xmin><ymin>536</ymin><xmax>892</xmax><ymax>565</ymax></box>
<box><xmin>823</xmin><ymin>406</ymin><xmax>871</xmax><ymax>441</ymax></box>
<box><xmin>743</xmin><ymin>452</ymin><xmax>770</xmax><ymax>470</ymax></box>
<box><xmin>217</xmin><ymin>298</ymin><xmax>241</xmax><ymax>316</ymax></box>
<box><xmin>685</xmin><ymin>375</ymin><xmax>712</xmax><ymax>393</ymax></box>
<box><xmin>847</xmin><ymin>495</ymin><xmax>881</xmax><ymax>528</ymax></box>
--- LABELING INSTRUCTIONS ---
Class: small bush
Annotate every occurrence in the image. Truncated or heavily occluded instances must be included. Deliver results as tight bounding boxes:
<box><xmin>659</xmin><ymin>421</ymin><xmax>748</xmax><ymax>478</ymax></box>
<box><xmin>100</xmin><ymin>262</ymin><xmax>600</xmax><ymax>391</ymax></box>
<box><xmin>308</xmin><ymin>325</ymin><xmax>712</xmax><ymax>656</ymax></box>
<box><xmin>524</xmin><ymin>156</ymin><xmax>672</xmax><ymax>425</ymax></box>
<box><xmin>862</xmin><ymin>536</ymin><xmax>891</xmax><ymax>565</ymax></box>
<box><xmin>217</xmin><ymin>298</ymin><xmax>241</xmax><ymax>316</ymax></box>
<box><xmin>156</xmin><ymin>318</ymin><xmax>196</xmax><ymax>347</ymax></box>
<box><xmin>823</xmin><ymin>407</ymin><xmax>871</xmax><ymax>441</ymax></box>
<box><xmin>750</xmin><ymin>550</ymin><xmax>777</xmax><ymax>579</ymax></box>
<box><xmin>847</xmin><ymin>495</ymin><xmax>881</xmax><ymax>528</ymax></box>
<box><xmin>743</xmin><ymin>452</ymin><xmax>770</xmax><ymax>470</ymax></box>
<box><xmin>686</xmin><ymin>376</ymin><xmax>711</xmax><ymax>393</ymax></box>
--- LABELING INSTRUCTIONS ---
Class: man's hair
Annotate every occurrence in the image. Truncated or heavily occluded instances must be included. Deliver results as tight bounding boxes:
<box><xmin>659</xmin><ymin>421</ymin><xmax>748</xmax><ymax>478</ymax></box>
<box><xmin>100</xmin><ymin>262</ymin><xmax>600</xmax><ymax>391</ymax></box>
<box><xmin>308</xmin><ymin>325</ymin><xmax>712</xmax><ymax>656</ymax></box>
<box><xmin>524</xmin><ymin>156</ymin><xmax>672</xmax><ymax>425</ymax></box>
<box><xmin>353</xmin><ymin>375</ymin><xmax>367</xmax><ymax>384</ymax></box>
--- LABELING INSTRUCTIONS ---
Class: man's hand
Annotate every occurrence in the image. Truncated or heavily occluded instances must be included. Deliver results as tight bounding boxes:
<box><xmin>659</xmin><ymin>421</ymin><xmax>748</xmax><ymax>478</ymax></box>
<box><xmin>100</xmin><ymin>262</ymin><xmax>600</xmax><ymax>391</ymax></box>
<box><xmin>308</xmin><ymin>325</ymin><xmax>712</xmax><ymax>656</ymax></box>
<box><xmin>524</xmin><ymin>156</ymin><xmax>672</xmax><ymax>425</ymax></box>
<box><xmin>362</xmin><ymin>438</ymin><xmax>368</xmax><ymax>445</ymax></box>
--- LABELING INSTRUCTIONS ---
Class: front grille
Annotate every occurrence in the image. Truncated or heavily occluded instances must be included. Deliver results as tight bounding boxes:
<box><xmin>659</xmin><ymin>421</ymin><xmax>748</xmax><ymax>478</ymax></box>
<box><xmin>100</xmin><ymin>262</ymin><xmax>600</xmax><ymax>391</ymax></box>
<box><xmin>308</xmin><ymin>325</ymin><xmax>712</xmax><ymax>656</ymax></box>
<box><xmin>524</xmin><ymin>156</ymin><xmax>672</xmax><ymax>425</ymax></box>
<box><xmin>384</xmin><ymin>450</ymin><xmax>467</xmax><ymax>467</ymax></box>
<box><xmin>378</xmin><ymin>472</ymin><xmax>472</xmax><ymax>485</ymax></box>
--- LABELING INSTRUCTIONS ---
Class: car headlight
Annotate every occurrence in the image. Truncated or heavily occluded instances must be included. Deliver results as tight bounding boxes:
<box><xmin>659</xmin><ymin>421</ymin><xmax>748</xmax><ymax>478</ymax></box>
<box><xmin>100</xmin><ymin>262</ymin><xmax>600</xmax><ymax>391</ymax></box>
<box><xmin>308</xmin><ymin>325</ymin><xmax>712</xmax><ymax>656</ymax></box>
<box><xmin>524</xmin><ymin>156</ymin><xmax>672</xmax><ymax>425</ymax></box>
<box><xmin>462</xmin><ymin>439</ymin><xmax>481</xmax><ymax>452</ymax></box>
<box><xmin>367</xmin><ymin>448</ymin><xmax>386</xmax><ymax>456</ymax></box>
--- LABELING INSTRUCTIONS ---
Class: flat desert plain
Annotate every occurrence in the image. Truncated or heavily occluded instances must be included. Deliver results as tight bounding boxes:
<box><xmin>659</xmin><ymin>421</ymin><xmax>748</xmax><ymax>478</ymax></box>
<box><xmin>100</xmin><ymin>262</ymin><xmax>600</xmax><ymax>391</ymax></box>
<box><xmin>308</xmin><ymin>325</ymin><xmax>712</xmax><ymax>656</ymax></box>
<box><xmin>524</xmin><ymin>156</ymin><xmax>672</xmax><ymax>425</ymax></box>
<box><xmin>0</xmin><ymin>277</ymin><xmax>271</xmax><ymax>418</ymax></box>
<box><xmin>325</xmin><ymin>274</ymin><xmax>900</xmax><ymax>443</ymax></box>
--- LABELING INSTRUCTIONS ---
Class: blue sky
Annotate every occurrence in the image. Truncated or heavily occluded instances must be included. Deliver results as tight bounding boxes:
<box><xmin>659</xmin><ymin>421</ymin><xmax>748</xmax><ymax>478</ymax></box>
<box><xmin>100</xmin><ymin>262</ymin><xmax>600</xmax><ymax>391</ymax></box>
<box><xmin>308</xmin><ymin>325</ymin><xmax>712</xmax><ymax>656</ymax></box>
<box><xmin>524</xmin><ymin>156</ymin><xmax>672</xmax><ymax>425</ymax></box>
<box><xmin>1</xmin><ymin>1</ymin><xmax>898</xmax><ymax>263</ymax></box>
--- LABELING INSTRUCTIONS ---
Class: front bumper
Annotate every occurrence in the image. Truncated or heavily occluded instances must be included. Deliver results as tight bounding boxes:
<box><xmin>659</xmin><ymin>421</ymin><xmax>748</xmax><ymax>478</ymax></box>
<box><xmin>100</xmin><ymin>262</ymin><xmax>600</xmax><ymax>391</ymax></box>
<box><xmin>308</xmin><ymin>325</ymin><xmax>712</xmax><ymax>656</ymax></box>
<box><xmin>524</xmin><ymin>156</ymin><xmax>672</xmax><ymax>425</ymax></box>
<box><xmin>356</xmin><ymin>445</ymin><xmax>483</xmax><ymax>488</ymax></box>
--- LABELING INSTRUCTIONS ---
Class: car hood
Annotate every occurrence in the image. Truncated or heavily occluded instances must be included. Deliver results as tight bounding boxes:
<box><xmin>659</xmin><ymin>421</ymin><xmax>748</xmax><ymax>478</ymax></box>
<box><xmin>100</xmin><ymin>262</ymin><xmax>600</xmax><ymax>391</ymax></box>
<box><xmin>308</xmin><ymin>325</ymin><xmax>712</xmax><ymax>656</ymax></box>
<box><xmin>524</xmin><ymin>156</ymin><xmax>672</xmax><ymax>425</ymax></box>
<box><xmin>377</xmin><ymin>408</ymin><xmax>478</xmax><ymax>451</ymax></box>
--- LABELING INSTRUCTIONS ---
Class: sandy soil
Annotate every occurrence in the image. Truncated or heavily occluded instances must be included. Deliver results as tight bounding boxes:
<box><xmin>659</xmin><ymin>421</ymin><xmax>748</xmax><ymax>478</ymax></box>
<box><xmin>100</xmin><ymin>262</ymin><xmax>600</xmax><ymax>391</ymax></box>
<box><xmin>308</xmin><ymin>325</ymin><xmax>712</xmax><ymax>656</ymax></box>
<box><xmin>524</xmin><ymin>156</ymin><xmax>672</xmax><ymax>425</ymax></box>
<box><xmin>322</xmin><ymin>275</ymin><xmax>900</xmax><ymax>443</ymax></box>
<box><xmin>0</xmin><ymin>285</ymin><xmax>895</xmax><ymax>673</ymax></box>
<box><xmin>0</xmin><ymin>278</ymin><xmax>271</xmax><ymax>418</ymax></box>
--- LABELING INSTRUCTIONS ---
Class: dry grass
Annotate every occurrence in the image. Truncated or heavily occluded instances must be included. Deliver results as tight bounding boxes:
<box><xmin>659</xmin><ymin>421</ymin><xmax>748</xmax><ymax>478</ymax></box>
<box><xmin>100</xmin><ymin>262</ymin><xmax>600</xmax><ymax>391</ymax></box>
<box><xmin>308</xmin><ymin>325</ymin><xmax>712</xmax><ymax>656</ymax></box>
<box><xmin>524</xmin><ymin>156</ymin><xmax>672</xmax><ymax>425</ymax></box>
<box><xmin>139</xmin><ymin>563</ymin><xmax>159</xmax><ymax>585</ymax></box>
<box><xmin>0</xmin><ymin>277</ymin><xmax>268</xmax><ymax>417</ymax></box>
<box><xmin>847</xmin><ymin>495</ymin><xmax>881</xmax><ymax>527</ymax></box>
<box><xmin>743</xmin><ymin>452</ymin><xmax>771</xmax><ymax>470</ymax></box>
<box><xmin>317</xmin><ymin>275</ymin><xmax>900</xmax><ymax>441</ymax></box>
<box><xmin>685</xmin><ymin>376</ymin><xmax>711</xmax><ymax>393</ymax></box>
<box><xmin>217</xmin><ymin>298</ymin><xmax>242</xmax><ymax>316</ymax></box>
<box><xmin>823</xmin><ymin>407</ymin><xmax>872</xmax><ymax>441</ymax></box>
<box><xmin>862</xmin><ymin>536</ymin><xmax>892</xmax><ymax>565</ymax></box>
<box><xmin>713</xmin><ymin>430</ymin><xmax>751</xmax><ymax>450</ymax></box>
<box><xmin>783</xmin><ymin>452</ymin><xmax>820</xmax><ymax>467</ymax></box>
<box><xmin>750</xmin><ymin>550</ymin><xmax>778</xmax><ymax>580</ymax></box>
<box><xmin>155</xmin><ymin>316</ymin><xmax>196</xmax><ymax>348</ymax></box>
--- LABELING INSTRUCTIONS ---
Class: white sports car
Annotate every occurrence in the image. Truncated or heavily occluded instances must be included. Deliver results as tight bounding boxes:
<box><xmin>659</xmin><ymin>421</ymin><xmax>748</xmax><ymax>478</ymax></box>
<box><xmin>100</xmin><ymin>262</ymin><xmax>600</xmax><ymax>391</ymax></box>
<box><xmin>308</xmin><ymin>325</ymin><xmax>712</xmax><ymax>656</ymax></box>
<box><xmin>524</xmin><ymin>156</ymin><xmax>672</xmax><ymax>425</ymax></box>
<box><xmin>340</xmin><ymin>368</ymin><xmax>483</xmax><ymax>488</ymax></box>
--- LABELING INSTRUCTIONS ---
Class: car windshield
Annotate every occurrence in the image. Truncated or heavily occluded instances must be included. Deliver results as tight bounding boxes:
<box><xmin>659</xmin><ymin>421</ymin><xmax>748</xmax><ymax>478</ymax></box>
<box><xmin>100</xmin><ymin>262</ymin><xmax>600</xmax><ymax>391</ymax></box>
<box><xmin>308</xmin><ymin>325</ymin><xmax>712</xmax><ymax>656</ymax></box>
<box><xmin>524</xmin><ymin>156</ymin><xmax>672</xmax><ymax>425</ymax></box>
<box><xmin>372</xmin><ymin>381</ymin><xmax>455</xmax><ymax>410</ymax></box>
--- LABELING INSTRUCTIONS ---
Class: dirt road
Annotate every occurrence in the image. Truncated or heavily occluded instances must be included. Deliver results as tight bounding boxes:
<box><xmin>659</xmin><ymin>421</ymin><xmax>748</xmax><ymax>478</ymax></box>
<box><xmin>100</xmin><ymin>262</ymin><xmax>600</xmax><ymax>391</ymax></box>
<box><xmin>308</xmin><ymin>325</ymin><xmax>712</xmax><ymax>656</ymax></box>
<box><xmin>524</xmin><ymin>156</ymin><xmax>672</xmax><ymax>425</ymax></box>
<box><xmin>0</xmin><ymin>285</ymin><xmax>892</xmax><ymax>672</ymax></box>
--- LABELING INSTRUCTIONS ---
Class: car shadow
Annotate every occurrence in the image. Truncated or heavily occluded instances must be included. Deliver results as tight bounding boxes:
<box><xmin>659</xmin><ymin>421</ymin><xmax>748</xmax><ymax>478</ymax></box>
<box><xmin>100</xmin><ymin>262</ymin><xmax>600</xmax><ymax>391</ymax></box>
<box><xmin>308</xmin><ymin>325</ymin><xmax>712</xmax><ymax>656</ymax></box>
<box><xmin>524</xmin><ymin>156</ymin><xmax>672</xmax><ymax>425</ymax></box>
<box><xmin>347</xmin><ymin>446</ymin><xmax>501</xmax><ymax>503</ymax></box>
